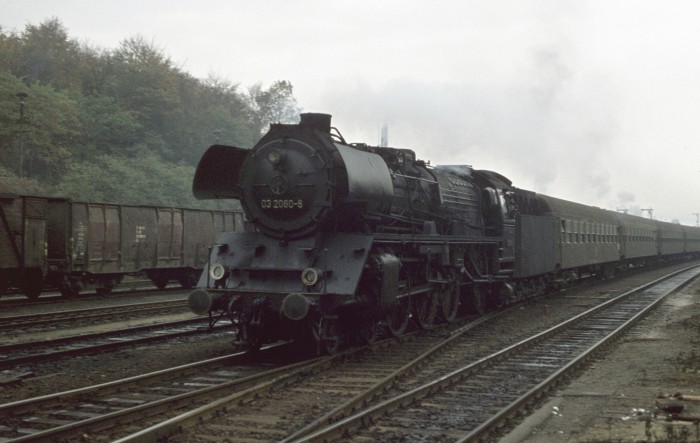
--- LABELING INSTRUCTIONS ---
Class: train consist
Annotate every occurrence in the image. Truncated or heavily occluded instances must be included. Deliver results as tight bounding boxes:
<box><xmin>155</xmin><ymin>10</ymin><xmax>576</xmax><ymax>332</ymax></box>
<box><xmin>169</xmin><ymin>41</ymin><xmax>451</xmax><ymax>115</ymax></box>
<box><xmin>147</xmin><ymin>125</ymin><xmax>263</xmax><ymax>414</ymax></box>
<box><xmin>0</xmin><ymin>193</ymin><xmax>243</xmax><ymax>299</ymax></box>
<box><xmin>188</xmin><ymin>113</ymin><xmax>700</xmax><ymax>353</ymax></box>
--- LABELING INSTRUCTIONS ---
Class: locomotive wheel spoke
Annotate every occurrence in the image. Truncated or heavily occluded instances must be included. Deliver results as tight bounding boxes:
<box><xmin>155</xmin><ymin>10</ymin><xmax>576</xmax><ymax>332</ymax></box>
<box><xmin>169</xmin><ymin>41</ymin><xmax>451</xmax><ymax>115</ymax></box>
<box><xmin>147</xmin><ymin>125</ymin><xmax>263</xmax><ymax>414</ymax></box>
<box><xmin>465</xmin><ymin>285</ymin><xmax>486</xmax><ymax>315</ymax></box>
<box><xmin>439</xmin><ymin>270</ymin><xmax>460</xmax><ymax>323</ymax></box>
<box><xmin>386</xmin><ymin>297</ymin><xmax>410</xmax><ymax>337</ymax></box>
<box><xmin>414</xmin><ymin>291</ymin><xmax>439</xmax><ymax>330</ymax></box>
<box><xmin>440</xmin><ymin>285</ymin><xmax>459</xmax><ymax>322</ymax></box>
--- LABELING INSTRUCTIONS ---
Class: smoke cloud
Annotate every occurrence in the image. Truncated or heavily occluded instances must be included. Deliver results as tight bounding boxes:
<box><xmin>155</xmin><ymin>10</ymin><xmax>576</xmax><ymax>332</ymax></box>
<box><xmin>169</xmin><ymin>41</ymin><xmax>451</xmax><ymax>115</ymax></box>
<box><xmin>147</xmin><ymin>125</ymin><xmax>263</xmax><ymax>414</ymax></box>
<box><xmin>318</xmin><ymin>45</ymin><xmax>616</xmax><ymax>207</ymax></box>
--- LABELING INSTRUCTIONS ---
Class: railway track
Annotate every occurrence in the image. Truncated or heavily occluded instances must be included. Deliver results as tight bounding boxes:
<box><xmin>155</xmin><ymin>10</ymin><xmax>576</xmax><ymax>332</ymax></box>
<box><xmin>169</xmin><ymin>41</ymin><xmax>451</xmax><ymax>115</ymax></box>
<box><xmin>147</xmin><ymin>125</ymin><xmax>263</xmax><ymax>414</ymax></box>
<box><xmin>0</xmin><ymin>314</ymin><xmax>494</xmax><ymax>442</ymax></box>
<box><xmin>293</xmin><ymin>265</ymin><xmax>700</xmax><ymax>442</ymax></box>
<box><xmin>0</xmin><ymin>318</ymin><xmax>220</xmax><ymax>370</ymax></box>
<box><xmin>0</xmin><ymin>298</ymin><xmax>188</xmax><ymax>332</ymax></box>
<box><xmin>112</xmin><ymin>265</ymin><xmax>698</xmax><ymax>442</ymax></box>
<box><xmin>0</xmin><ymin>342</ymin><xmax>317</xmax><ymax>442</ymax></box>
<box><xmin>0</xmin><ymin>265</ymin><xmax>696</xmax><ymax>442</ymax></box>
<box><xmin>0</xmin><ymin>283</ymin><xmax>183</xmax><ymax>310</ymax></box>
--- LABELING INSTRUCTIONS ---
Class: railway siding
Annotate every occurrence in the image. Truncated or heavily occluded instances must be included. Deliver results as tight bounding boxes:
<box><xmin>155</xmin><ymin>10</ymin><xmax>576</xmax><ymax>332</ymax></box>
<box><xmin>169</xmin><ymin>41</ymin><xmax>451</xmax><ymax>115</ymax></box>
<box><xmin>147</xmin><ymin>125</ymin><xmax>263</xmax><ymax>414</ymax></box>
<box><xmin>1</xmin><ymin>263</ymin><xmax>697</xmax><ymax>442</ymax></box>
<box><xmin>298</xmin><ymin>266</ymin><xmax>700</xmax><ymax>442</ymax></box>
<box><xmin>118</xmin><ymin>266</ymin><xmax>700</xmax><ymax>442</ymax></box>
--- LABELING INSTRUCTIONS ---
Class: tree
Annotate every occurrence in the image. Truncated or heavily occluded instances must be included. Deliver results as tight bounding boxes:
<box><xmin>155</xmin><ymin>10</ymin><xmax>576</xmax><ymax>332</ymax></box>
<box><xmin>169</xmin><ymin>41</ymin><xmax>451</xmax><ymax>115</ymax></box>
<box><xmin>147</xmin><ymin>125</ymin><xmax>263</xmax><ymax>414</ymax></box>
<box><xmin>0</xmin><ymin>71</ymin><xmax>80</xmax><ymax>181</ymax></box>
<box><xmin>14</xmin><ymin>18</ymin><xmax>82</xmax><ymax>90</ymax></box>
<box><xmin>0</xmin><ymin>71</ymin><xmax>27</xmax><ymax>172</ymax></box>
<box><xmin>247</xmin><ymin>80</ymin><xmax>301</xmax><ymax>135</ymax></box>
<box><xmin>0</xmin><ymin>19</ymin><xmax>299</xmax><ymax>208</ymax></box>
<box><xmin>78</xmin><ymin>94</ymin><xmax>142</xmax><ymax>156</ymax></box>
<box><xmin>107</xmin><ymin>37</ymin><xmax>181</xmax><ymax>154</ymax></box>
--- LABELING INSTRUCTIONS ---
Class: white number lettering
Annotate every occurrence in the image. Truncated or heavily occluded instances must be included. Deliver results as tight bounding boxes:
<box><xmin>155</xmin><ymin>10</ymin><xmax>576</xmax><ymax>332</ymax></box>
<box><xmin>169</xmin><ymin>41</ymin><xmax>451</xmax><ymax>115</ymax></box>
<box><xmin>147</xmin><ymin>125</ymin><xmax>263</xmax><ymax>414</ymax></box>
<box><xmin>260</xmin><ymin>199</ymin><xmax>304</xmax><ymax>209</ymax></box>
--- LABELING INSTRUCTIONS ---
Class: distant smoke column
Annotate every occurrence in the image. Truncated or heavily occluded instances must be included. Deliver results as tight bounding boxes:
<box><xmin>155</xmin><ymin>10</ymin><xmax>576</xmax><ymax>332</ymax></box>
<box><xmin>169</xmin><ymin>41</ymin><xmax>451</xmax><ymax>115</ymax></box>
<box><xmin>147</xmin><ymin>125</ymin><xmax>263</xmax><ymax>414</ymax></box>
<box><xmin>380</xmin><ymin>123</ymin><xmax>388</xmax><ymax>147</ymax></box>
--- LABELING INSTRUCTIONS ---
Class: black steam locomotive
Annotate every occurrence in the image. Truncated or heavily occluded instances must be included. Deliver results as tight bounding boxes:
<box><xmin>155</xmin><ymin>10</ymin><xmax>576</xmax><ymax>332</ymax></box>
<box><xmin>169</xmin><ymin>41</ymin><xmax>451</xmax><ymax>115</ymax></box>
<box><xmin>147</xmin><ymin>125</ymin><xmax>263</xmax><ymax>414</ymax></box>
<box><xmin>189</xmin><ymin>113</ymin><xmax>700</xmax><ymax>353</ymax></box>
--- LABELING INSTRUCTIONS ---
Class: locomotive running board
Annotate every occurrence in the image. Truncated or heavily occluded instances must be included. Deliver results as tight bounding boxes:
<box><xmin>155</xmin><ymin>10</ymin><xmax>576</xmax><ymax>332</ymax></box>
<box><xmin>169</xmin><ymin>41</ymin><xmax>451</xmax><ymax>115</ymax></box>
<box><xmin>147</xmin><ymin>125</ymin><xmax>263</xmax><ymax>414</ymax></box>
<box><xmin>372</xmin><ymin>233</ymin><xmax>499</xmax><ymax>245</ymax></box>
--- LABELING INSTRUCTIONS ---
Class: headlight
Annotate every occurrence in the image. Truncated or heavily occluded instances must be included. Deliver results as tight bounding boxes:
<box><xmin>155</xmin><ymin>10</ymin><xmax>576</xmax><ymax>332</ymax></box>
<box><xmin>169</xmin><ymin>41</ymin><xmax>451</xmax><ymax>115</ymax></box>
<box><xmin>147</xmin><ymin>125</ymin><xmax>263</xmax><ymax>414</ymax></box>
<box><xmin>267</xmin><ymin>149</ymin><xmax>282</xmax><ymax>165</ymax></box>
<box><xmin>301</xmin><ymin>267</ymin><xmax>322</xmax><ymax>286</ymax></box>
<box><xmin>209</xmin><ymin>263</ymin><xmax>226</xmax><ymax>280</ymax></box>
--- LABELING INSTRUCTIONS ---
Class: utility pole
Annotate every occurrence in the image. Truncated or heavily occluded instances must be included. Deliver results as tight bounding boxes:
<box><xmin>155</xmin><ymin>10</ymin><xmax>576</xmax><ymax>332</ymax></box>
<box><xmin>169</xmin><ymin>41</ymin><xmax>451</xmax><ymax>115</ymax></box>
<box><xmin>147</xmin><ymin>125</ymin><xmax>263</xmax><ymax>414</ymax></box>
<box><xmin>16</xmin><ymin>92</ymin><xmax>28</xmax><ymax>177</ymax></box>
<box><xmin>641</xmin><ymin>208</ymin><xmax>654</xmax><ymax>220</ymax></box>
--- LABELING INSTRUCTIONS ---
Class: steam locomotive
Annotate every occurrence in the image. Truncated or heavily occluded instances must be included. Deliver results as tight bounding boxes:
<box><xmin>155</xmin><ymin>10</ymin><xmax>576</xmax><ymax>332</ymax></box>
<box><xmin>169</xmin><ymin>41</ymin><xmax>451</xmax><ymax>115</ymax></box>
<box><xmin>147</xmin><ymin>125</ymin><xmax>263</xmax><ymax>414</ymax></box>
<box><xmin>189</xmin><ymin>113</ymin><xmax>700</xmax><ymax>353</ymax></box>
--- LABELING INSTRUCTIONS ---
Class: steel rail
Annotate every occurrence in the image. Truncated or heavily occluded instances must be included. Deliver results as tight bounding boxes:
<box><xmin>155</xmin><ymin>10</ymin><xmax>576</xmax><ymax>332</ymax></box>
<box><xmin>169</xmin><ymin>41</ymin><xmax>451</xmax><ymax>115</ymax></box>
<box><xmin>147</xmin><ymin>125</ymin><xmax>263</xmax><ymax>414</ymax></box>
<box><xmin>0</xmin><ymin>318</ymin><xmax>214</xmax><ymax>369</ymax></box>
<box><xmin>280</xmin><ymin>309</ymin><xmax>510</xmax><ymax>442</ymax></box>
<box><xmin>0</xmin><ymin>284</ymin><xmax>184</xmax><ymax>308</ymax></box>
<box><xmin>0</xmin><ymin>349</ymin><xmax>249</xmax><ymax>416</ymax></box>
<box><xmin>294</xmin><ymin>265</ymin><xmax>700</xmax><ymax>442</ymax></box>
<box><xmin>0</xmin><ymin>343</ymin><xmax>326</xmax><ymax>443</ymax></box>
<box><xmin>110</xmin><ymin>331</ymin><xmax>437</xmax><ymax>443</ymax></box>
<box><xmin>457</xmin><ymin>265</ymin><xmax>700</xmax><ymax>443</ymax></box>
<box><xmin>0</xmin><ymin>299</ymin><xmax>188</xmax><ymax>331</ymax></box>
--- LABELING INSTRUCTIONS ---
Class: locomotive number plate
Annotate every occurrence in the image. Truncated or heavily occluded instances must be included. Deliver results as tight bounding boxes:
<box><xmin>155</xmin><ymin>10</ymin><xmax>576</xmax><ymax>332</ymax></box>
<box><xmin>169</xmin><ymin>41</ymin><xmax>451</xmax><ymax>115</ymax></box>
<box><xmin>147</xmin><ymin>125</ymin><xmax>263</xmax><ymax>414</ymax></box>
<box><xmin>260</xmin><ymin>199</ymin><xmax>304</xmax><ymax>209</ymax></box>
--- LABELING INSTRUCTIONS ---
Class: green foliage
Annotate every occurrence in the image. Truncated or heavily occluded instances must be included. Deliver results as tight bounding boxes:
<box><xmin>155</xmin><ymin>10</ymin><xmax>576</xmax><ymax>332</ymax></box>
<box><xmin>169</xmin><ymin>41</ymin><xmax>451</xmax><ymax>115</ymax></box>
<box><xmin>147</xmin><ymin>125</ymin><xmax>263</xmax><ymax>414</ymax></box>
<box><xmin>0</xmin><ymin>18</ymin><xmax>300</xmax><ymax>209</ymax></box>
<box><xmin>56</xmin><ymin>149</ymin><xmax>197</xmax><ymax>205</ymax></box>
<box><xmin>0</xmin><ymin>70</ymin><xmax>81</xmax><ymax>182</ymax></box>
<box><xmin>78</xmin><ymin>95</ymin><xmax>143</xmax><ymax>155</ymax></box>
<box><xmin>248</xmin><ymin>80</ymin><xmax>301</xmax><ymax>135</ymax></box>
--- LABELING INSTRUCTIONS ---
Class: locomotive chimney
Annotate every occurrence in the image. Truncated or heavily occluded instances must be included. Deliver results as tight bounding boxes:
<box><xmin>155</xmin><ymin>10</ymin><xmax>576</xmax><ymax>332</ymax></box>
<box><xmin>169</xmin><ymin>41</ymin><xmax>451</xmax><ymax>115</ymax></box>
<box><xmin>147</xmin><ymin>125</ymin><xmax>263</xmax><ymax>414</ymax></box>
<box><xmin>300</xmin><ymin>113</ymin><xmax>332</xmax><ymax>133</ymax></box>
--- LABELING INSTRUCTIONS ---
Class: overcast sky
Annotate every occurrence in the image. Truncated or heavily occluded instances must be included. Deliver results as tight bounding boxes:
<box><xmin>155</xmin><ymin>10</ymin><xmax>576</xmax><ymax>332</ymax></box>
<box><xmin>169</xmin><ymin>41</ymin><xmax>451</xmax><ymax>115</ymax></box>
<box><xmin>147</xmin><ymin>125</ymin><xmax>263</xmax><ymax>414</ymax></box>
<box><xmin>3</xmin><ymin>1</ymin><xmax>700</xmax><ymax>225</ymax></box>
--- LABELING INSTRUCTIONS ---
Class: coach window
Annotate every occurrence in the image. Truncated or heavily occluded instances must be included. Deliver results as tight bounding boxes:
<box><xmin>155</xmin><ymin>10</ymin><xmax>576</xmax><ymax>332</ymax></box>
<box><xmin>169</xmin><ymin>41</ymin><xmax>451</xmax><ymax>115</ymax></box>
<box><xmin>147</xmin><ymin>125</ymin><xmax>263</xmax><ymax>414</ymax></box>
<box><xmin>592</xmin><ymin>223</ymin><xmax>596</xmax><ymax>243</ymax></box>
<box><xmin>594</xmin><ymin>223</ymin><xmax>599</xmax><ymax>243</ymax></box>
<box><xmin>576</xmin><ymin>221</ymin><xmax>581</xmax><ymax>243</ymax></box>
<box><xmin>587</xmin><ymin>222</ymin><xmax>592</xmax><ymax>243</ymax></box>
<box><xmin>578</xmin><ymin>221</ymin><xmax>582</xmax><ymax>243</ymax></box>
<box><xmin>561</xmin><ymin>220</ymin><xmax>566</xmax><ymax>243</ymax></box>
